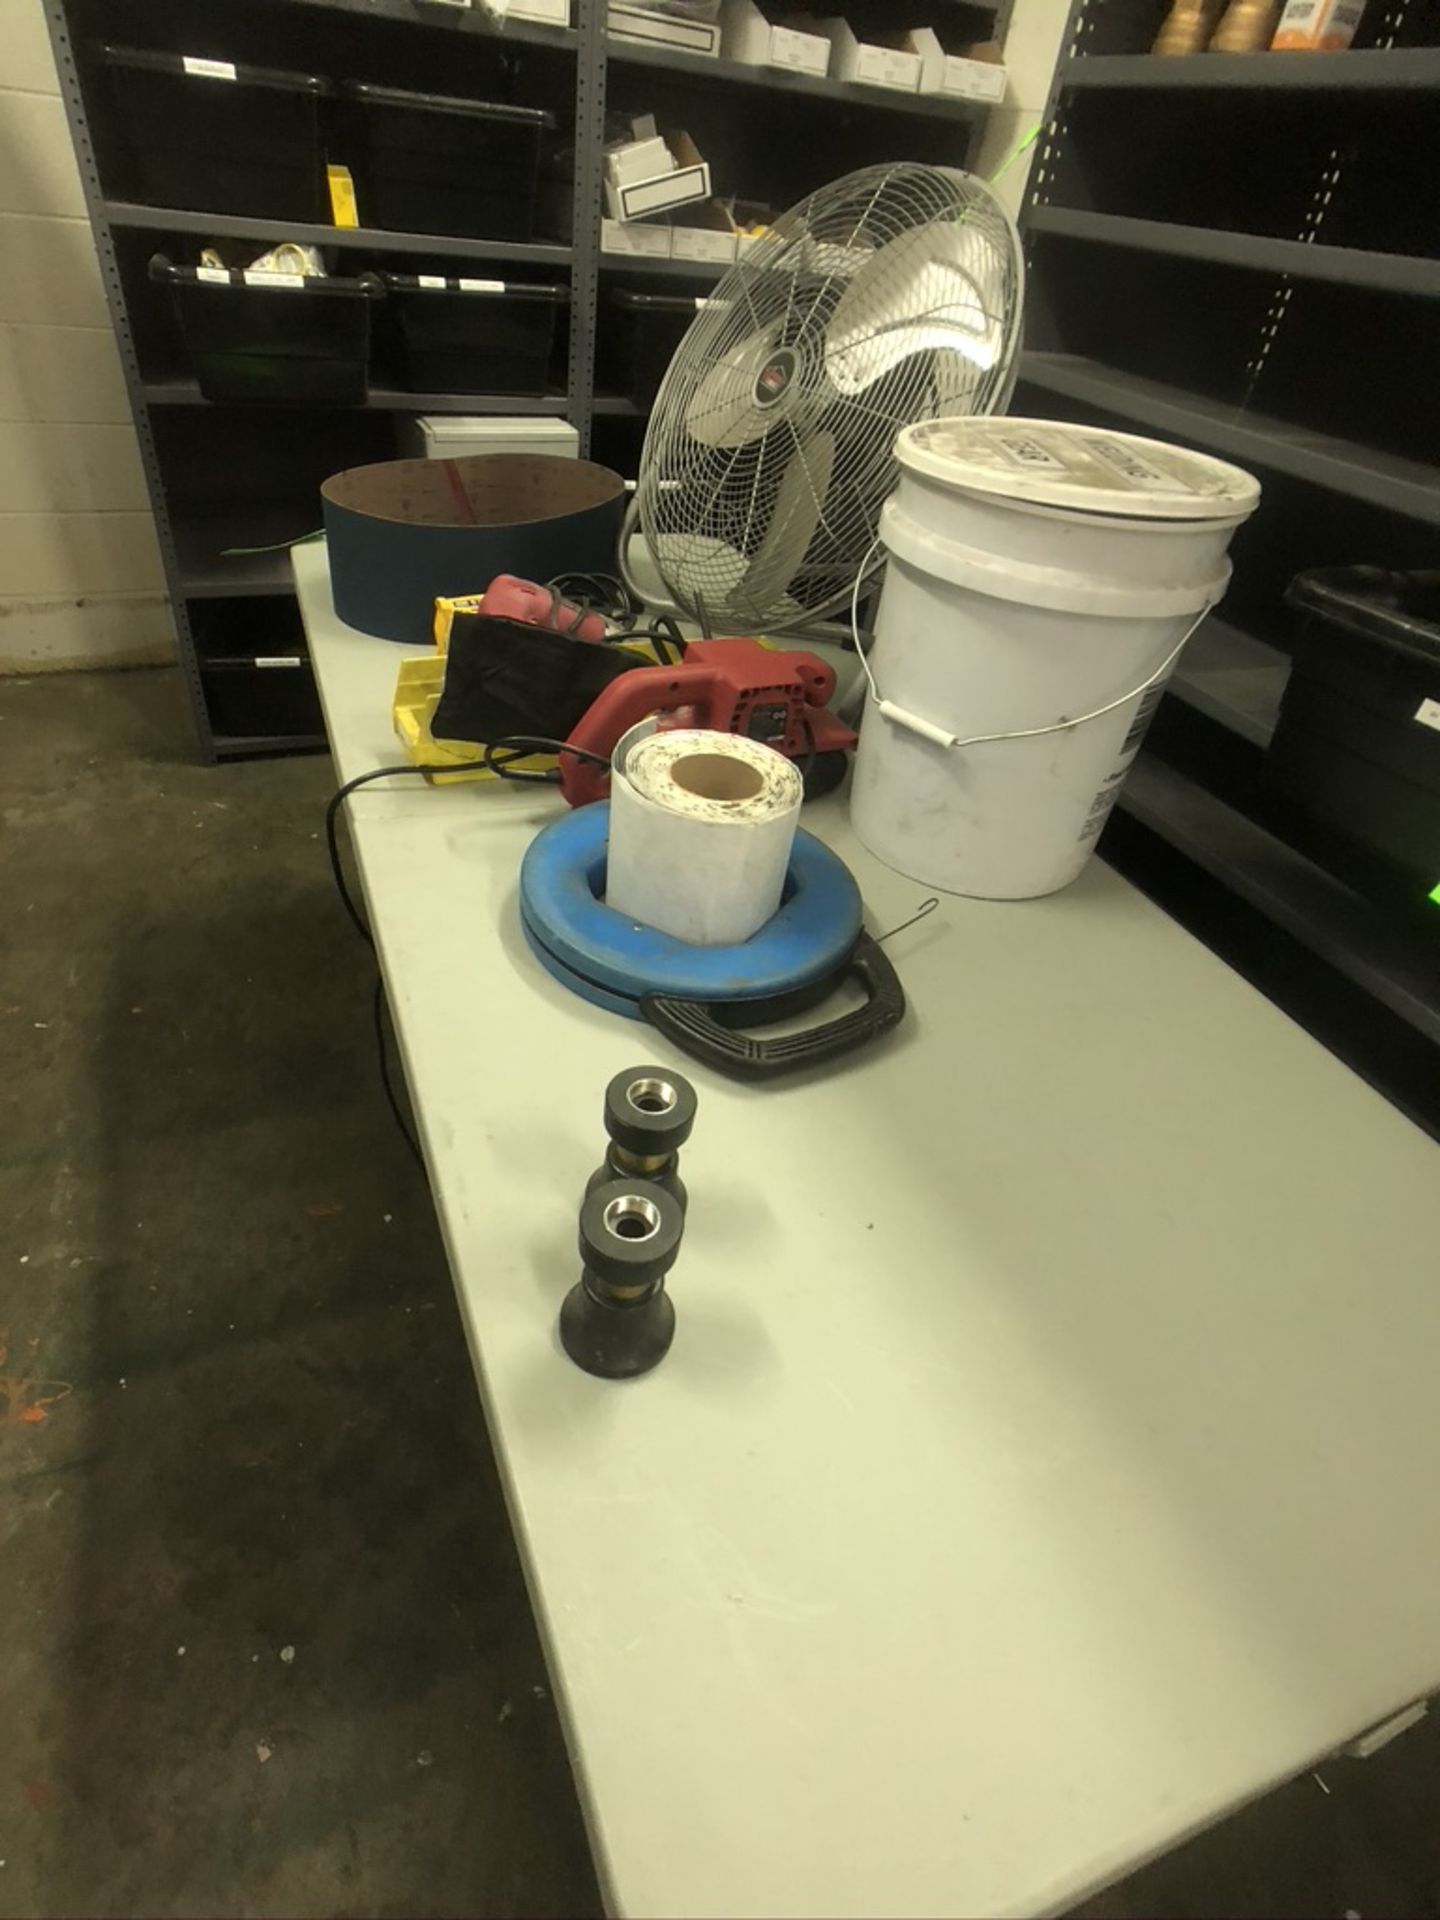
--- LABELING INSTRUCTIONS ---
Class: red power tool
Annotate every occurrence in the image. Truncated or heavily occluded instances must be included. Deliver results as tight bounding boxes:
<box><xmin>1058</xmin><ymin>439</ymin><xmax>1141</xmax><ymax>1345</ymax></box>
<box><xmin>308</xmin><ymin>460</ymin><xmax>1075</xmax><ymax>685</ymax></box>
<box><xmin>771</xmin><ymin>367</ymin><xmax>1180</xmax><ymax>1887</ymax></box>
<box><xmin>559</xmin><ymin>638</ymin><xmax>858</xmax><ymax>808</ymax></box>
<box><xmin>482</xmin><ymin>573</ymin><xmax>610</xmax><ymax>643</ymax></box>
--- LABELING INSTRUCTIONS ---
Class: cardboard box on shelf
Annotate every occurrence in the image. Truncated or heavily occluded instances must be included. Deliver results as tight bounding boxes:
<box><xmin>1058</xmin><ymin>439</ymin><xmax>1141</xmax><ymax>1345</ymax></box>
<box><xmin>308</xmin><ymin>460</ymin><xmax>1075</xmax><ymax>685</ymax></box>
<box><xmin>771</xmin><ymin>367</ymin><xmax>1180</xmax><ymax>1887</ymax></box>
<box><xmin>503</xmin><ymin>0</ymin><xmax>572</xmax><ymax>22</ymax></box>
<box><xmin>910</xmin><ymin>28</ymin><xmax>1007</xmax><ymax>100</ymax></box>
<box><xmin>1271</xmin><ymin>0</ymin><xmax>1366</xmax><ymax>48</ymax></box>
<box><xmin>604</xmin><ymin>128</ymin><xmax>711</xmax><ymax>222</ymax></box>
<box><xmin>602</xmin><ymin>215</ymin><xmax>674</xmax><ymax>259</ymax></box>
<box><xmin>670</xmin><ymin>199</ymin><xmax>739</xmax><ymax>264</ymax></box>
<box><xmin>607</xmin><ymin>4</ymin><xmax>722</xmax><ymax>54</ymax></box>
<box><xmin>819</xmin><ymin>17</ymin><xmax>921</xmax><ymax>90</ymax></box>
<box><xmin>721</xmin><ymin>0</ymin><xmax>830</xmax><ymax>74</ymax></box>
<box><xmin>606</xmin><ymin>133</ymin><xmax>673</xmax><ymax>188</ymax></box>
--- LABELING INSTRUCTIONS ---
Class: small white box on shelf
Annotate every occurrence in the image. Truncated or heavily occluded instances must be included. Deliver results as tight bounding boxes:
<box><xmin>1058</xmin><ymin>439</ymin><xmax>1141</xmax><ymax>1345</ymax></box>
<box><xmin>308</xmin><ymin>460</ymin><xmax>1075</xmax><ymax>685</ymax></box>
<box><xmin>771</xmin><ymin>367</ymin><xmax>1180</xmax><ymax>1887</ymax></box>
<box><xmin>602</xmin><ymin>216</ymin><xmax>673</xmax><ymax>259</ymax></box>
<box><xmin>722</xmin><ymin>0</ymin><xmax>829</xmax><ymax>74</ymax></box>
<box><xmin>403</xmin><ymin>416</ymin><xmax>579</xmax><ymax>459</ymax></box>
<box><xmin>501</xmin><ymin>0</ymin><xmax>571</xmax><ymax>23</ymax></box>
<box><xmin>819</xmin><ymin>17</ymin><xmax>920</xmax><ymax>90</ymax></box>
<box><xmin>909</xmin><ymin>28</ymin><xmax>1007</xmax><ymax>100</ymax></box>
<box><xmin>604</xmin><ymin>129</ymin><xmax>711</xmax><ymax>222</ymax></box>
<box><xmin>671</xmin><ymin>201</ymin><xmax>739</xmax><ymax>264</ymax></box>
<box><xmin>607</xmin><ymin>5</ymin><xmax>722</xmax><ymax>55</ymax></box>
<box><xmin>606</xmin><ymin>134</ymin><xmax>673</xmax><ymax>187</ymax></box>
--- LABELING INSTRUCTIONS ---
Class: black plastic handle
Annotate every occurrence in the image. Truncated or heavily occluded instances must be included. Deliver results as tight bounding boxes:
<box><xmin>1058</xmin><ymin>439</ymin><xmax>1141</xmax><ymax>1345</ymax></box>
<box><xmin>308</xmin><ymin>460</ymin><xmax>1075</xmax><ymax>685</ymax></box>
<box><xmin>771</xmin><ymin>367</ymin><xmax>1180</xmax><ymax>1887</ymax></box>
<box><xmin>638</xmin><ymin>933</ymin><xmax>905</xmax><ymax>1083</ymax></box>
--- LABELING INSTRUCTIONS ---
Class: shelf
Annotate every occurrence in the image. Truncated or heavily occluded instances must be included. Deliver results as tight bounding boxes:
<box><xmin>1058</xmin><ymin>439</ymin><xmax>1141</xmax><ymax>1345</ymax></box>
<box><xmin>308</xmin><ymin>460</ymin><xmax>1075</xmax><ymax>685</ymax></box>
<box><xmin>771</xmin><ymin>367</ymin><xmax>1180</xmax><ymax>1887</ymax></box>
<box><xmin>105</xmin><ymin>202</ymin><xmax>573</xmax><ymax>269</ymax></box>
<box><xmin>591</xmin><ymin>394</ymin><xmax>641</xmax><ymax>415</ymax></box>
<box><xmin>1065</xmin><ymin>47</ymin><xmax>1440</xmax><ymax>91</ymax></box>
<box><xmin>1027</xmin><ymin>206</ymin><xmax>1440</xmax><ymax>299</ymax></box>
<box><xmin>144</xmin><ymin>379</ymin><xmax>572</xmax><ymax>414</ymax></box>
<box><xmin>214</xmin><ymin>732</ymin><xmax>327</xmax><ymax>757</ymax></box>
<box><xmin>605</xmin><ymin>36</ymin><xmax>987</xmax><ymax>121</ymax></box>
<box><xmin>1115</xmin><ymin>755</ymin><xmax>1440</xmax><ymax>1049</ymax></box>
<box><xmin>1017</xmin><ymin>352</ymin><xmax>1440</xmax><ymax>525</ymax></box>
<box><xmin>174</xmin><ymin>518</ymin><xmax>312</xmax><ymax>599</ymax></box>
<box><xmin>1168</xmin><ymin>615</ymin><xmax>1289</xmax><ymax>748</ymax></box>
<box><xmin>273</xmin><ymin>0</ymin><xmax>578</xmax><ymax>54</ymax></box>
<box><xmin>600</xmin><ymin>252</ymin><xmax>730</xmax><ymax>281</ymax></box>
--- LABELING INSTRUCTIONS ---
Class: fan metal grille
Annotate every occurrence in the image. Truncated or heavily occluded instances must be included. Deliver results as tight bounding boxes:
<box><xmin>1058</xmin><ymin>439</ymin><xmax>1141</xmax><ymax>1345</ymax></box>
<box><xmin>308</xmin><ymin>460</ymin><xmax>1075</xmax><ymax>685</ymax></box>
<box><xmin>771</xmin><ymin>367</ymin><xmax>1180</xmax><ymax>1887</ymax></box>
<box><xmin>637</xmin><ymin>162</ymin><xmax>1023</xmax><ymax>633</ymax></box>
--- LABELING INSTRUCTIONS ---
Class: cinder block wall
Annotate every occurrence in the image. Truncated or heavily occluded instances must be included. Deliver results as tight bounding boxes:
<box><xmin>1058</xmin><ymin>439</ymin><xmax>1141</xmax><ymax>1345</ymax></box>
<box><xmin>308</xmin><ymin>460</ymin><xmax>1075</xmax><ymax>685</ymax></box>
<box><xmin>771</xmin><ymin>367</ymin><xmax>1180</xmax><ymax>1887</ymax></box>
<box><xmin>0</xmin><ymin>0</ymin><xmax>173</xmax><ymax>671</ymax></box>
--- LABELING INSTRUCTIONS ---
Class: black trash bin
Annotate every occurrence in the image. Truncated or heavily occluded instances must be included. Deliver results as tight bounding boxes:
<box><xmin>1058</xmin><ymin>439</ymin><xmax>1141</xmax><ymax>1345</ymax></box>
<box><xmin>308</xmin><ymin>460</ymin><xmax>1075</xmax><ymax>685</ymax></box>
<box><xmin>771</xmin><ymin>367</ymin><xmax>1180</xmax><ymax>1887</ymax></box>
<box><xmin>380</xmin><ymin>275</ymin><xmax>566</xmax><ymax>394</ymax></box>
<box><xmin>150</xmin><ymin>257</ymin><xmax>383</xmax><ymax>405</ymax></box>
<box><xmin>341</xmin><ymin>83</ymin><xmax>553</xmax><ymax>240</ymax></box>
<box><xmin>599</xmin><ymin>288</ymin><xmax>699</xmax><ymax>408</ymax></box>
<box><xmin>1271</xmin><ymin>567</ymin><xmax>1440</xmax><ymax>905</ymax></box>
<box><xmin>100</xmin><ymin>46</ymin><xmax>330</xmax><ymax>220</ymax></box>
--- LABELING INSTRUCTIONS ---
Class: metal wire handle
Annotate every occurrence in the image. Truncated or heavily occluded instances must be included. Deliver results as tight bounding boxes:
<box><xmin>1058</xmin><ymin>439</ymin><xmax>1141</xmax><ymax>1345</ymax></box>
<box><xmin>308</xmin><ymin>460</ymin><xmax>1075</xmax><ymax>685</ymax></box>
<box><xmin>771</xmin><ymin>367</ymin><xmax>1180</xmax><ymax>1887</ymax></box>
<box><xmin>849</xmin><ymin>538</ymin><xmax>1211</xmax><ymax>752</ymax></box>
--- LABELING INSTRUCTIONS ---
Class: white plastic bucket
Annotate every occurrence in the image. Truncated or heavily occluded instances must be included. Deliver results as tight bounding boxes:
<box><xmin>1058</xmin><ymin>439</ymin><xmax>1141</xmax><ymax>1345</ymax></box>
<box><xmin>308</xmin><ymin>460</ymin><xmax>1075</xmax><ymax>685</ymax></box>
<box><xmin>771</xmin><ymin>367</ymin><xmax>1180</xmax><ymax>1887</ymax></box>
<box><xmin>850</xmin><ymin>418</ymin><xmax>1260</xmax><ymax>899</ymax></box>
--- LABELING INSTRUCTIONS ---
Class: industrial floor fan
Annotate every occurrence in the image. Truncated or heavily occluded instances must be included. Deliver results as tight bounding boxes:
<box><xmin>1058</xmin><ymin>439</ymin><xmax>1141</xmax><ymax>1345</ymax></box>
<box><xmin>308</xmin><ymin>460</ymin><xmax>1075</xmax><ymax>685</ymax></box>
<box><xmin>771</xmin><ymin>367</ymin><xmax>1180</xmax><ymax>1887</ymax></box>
<box><xmin>622</xmin><ymin>161</ymin><xmax>1025</xmax><ymax>635</ymax></box>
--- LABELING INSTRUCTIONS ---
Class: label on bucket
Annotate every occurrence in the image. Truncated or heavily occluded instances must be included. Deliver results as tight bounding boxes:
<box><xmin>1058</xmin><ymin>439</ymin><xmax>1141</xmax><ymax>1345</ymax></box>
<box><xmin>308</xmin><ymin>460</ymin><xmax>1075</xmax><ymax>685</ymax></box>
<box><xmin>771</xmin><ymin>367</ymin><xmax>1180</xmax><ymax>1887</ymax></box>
<box><xmin>1081</xmin><ymin>434</ymin><xmax>1198</xmax><ymax>495</ymax></box>
<box><xmin>1077</xmin><ymin>771</ymin><xmax>1127</xmax><ymax>844</ymax></box>
<box><xmin>1121</xmin><ymin>683</ymin><xmax>1165</xmax><ymax>756</ymax></box>
<box><xmin>196</xmin><ymin>266</ymin><xmax>230</xmax><ymax>285</ymax></box>
<box><xmin>1415</xmin><ymin>697</ymin><xmax>1440</xmax><ymax>734</ymax></box>
<box><xmin>1077</xmin><ymin>685</ymin><xmax>1167</xmax><ymax>843</ymax></box>
<box><xmin>416</xmin><ymin>274</ymin><xmax>448</xmax><ymax>290</ymax></box>
<box><xmin>992</xmin><ymin>431</ymin><xmax>1067</xmax><ymax>472</ymax></box>
<box><xmin>458</xmin><ymin>278</ymin><xmax>505</xmax><ymax>294</ymax></box>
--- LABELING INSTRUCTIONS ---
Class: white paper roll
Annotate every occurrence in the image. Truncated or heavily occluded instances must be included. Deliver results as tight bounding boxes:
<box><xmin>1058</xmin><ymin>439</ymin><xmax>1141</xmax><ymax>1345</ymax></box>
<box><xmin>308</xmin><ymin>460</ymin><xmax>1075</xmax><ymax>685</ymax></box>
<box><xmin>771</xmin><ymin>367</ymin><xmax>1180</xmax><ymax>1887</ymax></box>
<box><xmin>606</xmin><ymin>725</ymin><xmax>804</xmax><ymax>946</ymax></box>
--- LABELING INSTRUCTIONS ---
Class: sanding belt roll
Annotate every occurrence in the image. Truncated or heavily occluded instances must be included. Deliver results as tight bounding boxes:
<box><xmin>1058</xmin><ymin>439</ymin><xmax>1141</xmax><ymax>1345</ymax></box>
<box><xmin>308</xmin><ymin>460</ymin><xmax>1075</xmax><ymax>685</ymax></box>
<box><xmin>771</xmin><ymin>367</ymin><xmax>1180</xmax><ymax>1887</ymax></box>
<box><xmin>606</xmin><ymin>722</ymin><xmax>804</xmax><ymax>947</ymax></box>
<box><xmin>321</xmin><ymin>454</ymin><xmax>627</xmax><ymax>644</ymax></box>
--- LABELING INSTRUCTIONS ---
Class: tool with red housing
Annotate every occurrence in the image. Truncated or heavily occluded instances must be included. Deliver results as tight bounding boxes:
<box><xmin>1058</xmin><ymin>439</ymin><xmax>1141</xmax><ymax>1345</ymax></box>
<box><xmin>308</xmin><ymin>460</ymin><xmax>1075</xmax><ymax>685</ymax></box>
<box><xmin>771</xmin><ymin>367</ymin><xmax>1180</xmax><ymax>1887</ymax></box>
<box><xmin>558</xmin><ymin>638</ymin><xmax>858</xmax><ymax>807</ymax></box>
<box><xmin>483</xmin><ymin>573</ymin><xmax>610</xmax><ymax>643</ymax></box>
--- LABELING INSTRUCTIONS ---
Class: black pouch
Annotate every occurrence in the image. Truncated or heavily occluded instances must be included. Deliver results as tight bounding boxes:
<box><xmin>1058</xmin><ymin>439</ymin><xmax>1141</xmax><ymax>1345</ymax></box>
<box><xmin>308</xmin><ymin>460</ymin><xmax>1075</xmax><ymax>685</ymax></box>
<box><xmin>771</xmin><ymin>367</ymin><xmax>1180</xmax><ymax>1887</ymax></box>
<box><xmin>429</xmin><ymin>611</ymin><xmax>647</xmax><ymax>746</ymax></box>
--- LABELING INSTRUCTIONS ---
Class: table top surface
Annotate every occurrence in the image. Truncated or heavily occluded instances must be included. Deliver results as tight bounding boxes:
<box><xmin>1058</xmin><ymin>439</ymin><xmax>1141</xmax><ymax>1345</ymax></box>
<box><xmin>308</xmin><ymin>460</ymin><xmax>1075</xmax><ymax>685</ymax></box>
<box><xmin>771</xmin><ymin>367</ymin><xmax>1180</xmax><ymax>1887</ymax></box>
<box><xmin>296</xmin><ymin>539</ymin><xmax>1440</xmax><ymax>1920</ymax></box>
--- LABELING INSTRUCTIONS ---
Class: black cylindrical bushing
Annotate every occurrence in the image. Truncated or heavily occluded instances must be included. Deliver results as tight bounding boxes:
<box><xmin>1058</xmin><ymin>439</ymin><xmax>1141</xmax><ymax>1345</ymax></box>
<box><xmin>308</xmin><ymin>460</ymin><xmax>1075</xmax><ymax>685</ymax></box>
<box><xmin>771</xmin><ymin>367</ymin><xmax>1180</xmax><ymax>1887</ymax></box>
<box><xmin>602</xmin><ymin>1066</ymin><xmax>697</xmax><ymax>1159</ymax></box>
<box><xmin>560</xmin><ymin>1178</ymin><xmax>684</xmax><ymax>1379</ymax></box>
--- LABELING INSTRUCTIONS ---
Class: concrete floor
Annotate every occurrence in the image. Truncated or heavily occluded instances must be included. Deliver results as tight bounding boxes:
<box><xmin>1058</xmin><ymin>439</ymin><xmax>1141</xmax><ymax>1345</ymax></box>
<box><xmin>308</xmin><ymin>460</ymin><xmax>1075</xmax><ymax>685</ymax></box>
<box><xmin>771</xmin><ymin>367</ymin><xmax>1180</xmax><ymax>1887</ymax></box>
<box><xmin>2</xmin><ymin>665</ymin><xmax>1439</xmax><ymax>1919</ymax></box>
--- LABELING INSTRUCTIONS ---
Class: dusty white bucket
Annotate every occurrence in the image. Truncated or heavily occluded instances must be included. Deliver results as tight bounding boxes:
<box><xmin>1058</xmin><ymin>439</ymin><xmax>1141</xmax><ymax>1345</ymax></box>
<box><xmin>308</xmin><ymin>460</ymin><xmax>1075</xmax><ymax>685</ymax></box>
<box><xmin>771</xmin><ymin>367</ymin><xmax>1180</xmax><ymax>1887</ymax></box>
<box><xmin>850</xmin><ymin>418</ymin><xmax>1260</xmax><ymax>899</ymax></box>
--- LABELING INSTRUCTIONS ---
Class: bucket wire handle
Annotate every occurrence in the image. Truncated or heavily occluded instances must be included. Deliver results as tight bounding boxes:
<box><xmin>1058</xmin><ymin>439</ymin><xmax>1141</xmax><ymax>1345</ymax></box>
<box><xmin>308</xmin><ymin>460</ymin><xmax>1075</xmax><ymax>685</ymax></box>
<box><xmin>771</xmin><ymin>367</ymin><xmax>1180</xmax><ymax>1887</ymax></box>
<box><xmin>849</xmin><ymin>538</ymin><xmax>1212</xmax><ymax>752</ymax></box>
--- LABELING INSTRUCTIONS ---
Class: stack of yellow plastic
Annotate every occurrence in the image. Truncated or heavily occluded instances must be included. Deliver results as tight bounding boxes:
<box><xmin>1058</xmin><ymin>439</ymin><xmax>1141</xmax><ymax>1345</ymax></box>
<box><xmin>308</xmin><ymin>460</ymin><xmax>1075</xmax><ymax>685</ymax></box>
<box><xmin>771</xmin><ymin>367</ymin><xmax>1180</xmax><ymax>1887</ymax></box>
<box><xmin>390</xmin><ymin>591</ymin><xmax>656</xmax><ymax>785</ymax></box>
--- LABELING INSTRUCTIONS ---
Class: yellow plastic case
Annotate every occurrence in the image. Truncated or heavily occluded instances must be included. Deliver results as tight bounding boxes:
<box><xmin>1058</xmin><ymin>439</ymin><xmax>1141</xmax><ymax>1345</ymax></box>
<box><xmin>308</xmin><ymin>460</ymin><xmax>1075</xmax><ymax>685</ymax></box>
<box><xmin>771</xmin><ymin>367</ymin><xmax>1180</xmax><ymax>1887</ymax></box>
<box><xmin>392</xmin><ymin>592</ymin><xmax>659</xmax><ymax>785</ymax></box>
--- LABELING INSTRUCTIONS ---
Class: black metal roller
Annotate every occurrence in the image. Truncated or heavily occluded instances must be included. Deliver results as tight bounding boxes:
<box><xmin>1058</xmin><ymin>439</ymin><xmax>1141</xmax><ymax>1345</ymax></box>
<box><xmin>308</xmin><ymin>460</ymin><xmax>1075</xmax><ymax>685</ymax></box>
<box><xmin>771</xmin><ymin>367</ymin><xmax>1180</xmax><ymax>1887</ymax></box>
<box><xmin>602</xmin><ymin>1066</ymin><xmax>698</xmax><ymax>1158</ymax></box>
<box><xmin>577</xmin><ymin>1178</ymin><xmax>684</xmax><ymax>1291</ymax></box>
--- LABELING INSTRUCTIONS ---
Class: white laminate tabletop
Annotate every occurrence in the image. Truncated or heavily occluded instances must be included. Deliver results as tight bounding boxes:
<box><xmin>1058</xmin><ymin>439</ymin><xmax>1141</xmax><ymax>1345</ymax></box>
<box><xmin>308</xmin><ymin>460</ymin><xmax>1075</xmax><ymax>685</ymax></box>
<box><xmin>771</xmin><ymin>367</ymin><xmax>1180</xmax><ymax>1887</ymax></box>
<box><xmin>296</xmin><ymin>539</ymin><xmax>1440</xmax><ymax>1920</ymax></box>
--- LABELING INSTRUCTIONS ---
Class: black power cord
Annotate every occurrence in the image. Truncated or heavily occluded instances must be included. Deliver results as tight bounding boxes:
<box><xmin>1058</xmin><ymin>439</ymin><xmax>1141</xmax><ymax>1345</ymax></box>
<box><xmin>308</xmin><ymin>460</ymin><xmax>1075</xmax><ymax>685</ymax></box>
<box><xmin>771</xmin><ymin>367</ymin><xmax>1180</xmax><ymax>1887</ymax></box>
<box><xmin>325</xmin><ymin>745</ymin><xmax>613</xmax><ymax>1165</ymax></box>
<box><xmin>545</xmin><ymin>569</ymin><xmax>687</xmax><ymax>666</ymax></box>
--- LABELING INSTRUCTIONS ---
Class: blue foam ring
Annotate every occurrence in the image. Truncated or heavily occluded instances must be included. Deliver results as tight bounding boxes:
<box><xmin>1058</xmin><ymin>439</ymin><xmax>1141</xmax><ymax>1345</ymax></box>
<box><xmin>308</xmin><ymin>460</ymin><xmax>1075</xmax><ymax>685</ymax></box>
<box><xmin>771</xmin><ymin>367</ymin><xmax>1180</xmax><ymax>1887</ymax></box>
<box><xmin>519</xmin><ymin>801</ymin><xmax>862</xmax><ymax>1005</ymax></box>
<box><xmin>520</xmin><ymin>906</ymin><xmax>648</xmax><ymax>1020</ymax></box>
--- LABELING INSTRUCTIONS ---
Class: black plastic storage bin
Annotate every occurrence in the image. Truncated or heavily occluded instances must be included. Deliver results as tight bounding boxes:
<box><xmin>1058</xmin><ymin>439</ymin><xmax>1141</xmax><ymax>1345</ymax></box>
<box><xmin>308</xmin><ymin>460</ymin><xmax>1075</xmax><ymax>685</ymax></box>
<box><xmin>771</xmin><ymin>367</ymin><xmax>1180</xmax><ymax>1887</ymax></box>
<box><xmin>1270</xmin><ymin>568</ymin><xmax>1440</xmax><ymax>904</ymax></box>
<box><xmin>100</xmin><ymin>46</ymin><xmax>329</xmax><ymax>221</ymax></box>
<box><xmin>600</xmin><ymin>288</ymin><xmax>697</xmax><ymax>408</ymax></box>
<box><xmin>151</xmin><ymin>257</ymin><xmax>382</xmax><ymax>405</ymax></box>
<box><xmin>341</xmin><ymin>84</ymin><xmax>553</xmax><ymax>240</ymax></box>
<box><xmin>380</xmin><ymin>275</ymin><xmax>565</xmax><ymax>395</ymax></box>
<box><xmin>193</xmin><ymin>599</ymin><xmax>323</xmax><ymax>743</ymax></box>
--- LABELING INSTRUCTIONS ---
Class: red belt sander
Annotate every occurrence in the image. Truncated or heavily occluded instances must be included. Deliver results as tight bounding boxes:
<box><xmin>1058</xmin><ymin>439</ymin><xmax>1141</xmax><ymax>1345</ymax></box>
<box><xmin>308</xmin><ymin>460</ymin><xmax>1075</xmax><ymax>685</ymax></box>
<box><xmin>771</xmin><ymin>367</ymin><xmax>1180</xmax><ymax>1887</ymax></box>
<box><xmin>481</xmin><ymin>574</ymin><xmax>858</xmax><ymax>807</ymax></box>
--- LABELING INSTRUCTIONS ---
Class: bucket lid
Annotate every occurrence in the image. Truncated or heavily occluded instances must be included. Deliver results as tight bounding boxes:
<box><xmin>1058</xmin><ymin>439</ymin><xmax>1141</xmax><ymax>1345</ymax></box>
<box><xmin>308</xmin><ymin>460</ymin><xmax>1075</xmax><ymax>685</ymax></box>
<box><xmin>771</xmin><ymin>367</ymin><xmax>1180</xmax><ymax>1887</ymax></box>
<box><xmin>896</xmin><ymin>418</ymin><xmax>1261</xmax><ymax>523</ymax></box>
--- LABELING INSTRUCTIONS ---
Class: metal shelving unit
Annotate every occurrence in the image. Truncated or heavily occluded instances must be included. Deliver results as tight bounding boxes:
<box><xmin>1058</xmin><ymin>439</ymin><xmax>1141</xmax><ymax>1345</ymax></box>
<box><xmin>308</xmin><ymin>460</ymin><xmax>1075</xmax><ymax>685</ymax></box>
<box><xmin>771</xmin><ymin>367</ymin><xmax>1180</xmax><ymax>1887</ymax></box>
<box><xmin>1064</xmin><ymin>44</ymin><xmax>1440</xmax><ymax>89</ymax></box>
<box><xmin>1027</xmin><ymin>204</ymin><xmax>1440</xmax><ymax>296</ymax></box>
<box><xmin>1019</xmin><ymin>0</ymin><xmax>1440</xmax><ymax>1126</ymax></box>
<box><xmin>49</xmin><ymin>0</ymin><xmax>1001</xmax><ymax>762</ymax></box>
<box><xmin>1021</xmin><ymin>352</ymin><xmax>1440</xmax><ymax>523</ymax></box>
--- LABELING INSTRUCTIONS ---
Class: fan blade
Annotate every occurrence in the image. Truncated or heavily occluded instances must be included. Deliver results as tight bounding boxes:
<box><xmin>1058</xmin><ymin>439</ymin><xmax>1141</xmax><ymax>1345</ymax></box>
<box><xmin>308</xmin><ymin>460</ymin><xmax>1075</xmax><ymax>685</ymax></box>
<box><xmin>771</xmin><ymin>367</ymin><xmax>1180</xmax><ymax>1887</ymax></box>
<box><xmin>733</xmin><ymin>430</ymin><xmax>836</xmax><ymax>620</ymax></box>
<box><xmin>684</xmin><ymin>323</ymin><xmax>783</xmax><ymax>450</ymax></box>
<box><xmin>825</xmin><ymin>221</ymin><xmax>1009</xmax><ymax>398</ymax></box>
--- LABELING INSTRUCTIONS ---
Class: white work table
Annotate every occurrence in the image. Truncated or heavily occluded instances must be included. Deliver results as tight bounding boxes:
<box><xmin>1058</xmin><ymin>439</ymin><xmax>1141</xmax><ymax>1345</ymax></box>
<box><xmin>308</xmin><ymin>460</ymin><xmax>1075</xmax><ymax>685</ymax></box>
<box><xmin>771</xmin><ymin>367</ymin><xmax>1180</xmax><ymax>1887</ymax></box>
<box><xmin>295</xmin><ymin>539</ymin><xmax>1440</xmax><ymax>1920</ymax></box>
